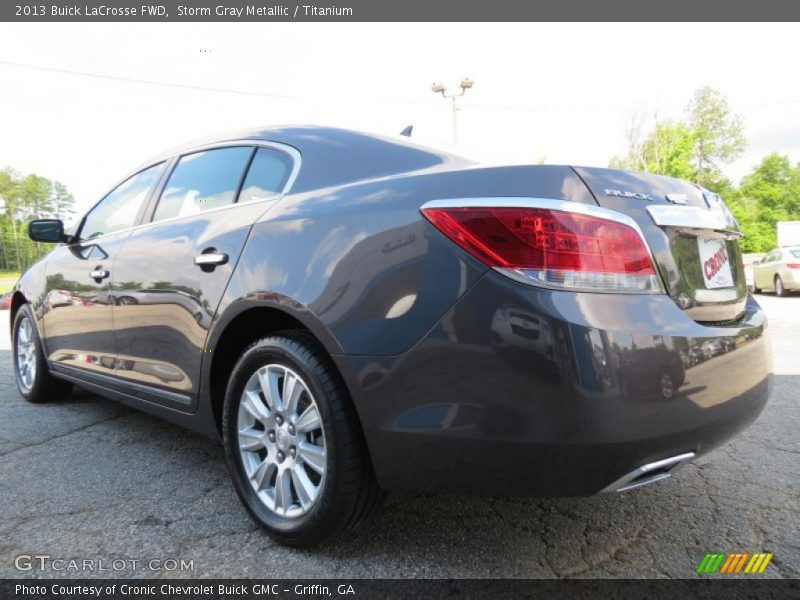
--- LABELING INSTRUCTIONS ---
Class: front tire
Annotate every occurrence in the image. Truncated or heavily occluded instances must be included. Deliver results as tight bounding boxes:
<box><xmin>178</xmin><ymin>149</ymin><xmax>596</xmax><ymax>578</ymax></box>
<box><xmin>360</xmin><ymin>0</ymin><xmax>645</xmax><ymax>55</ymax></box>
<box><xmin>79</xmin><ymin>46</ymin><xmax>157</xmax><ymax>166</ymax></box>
<box><xmin>222</xmin><ymin>331</ymin><xmax>382</xmax><ymax>546</ymax></box>
<box><xmin>12</xmin><ymin>304</ymin><xmax>72</xmax><ymax>403</ymax></box>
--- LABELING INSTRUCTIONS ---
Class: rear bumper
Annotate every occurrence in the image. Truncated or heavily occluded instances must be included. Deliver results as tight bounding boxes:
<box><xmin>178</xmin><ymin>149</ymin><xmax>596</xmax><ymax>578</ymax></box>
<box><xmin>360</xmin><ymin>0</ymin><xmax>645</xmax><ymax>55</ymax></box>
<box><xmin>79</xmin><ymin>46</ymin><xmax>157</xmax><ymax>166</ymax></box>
<box><xmin>337</xmin><ymin>271</ymin><xmax>772</xmax><ymax>496</ymax></box>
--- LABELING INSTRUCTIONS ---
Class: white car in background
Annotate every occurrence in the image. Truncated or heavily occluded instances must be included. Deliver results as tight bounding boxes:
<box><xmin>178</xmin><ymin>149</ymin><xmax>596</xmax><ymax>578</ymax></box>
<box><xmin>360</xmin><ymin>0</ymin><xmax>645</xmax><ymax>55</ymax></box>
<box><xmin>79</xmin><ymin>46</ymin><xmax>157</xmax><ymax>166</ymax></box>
<box><xmin>752</xmin><ymin>246</ymin><xmax>800</xmax><ymax>296</ymax></box>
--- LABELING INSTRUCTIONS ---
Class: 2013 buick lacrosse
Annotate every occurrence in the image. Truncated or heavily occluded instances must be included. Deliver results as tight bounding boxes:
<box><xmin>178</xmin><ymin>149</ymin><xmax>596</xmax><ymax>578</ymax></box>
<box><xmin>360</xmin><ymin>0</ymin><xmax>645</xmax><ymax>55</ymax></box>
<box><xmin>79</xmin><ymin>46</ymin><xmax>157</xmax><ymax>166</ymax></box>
<box><xmin>11</xmin><ymin>127</ymin><xmax>772</xmax><ymax>545</ymax></box>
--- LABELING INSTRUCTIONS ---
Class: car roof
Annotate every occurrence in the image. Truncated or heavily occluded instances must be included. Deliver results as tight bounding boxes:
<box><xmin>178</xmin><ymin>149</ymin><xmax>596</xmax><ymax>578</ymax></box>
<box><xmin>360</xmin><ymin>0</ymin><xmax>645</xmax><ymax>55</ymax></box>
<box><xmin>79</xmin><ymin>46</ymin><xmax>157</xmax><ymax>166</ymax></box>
<box><xmin>148</xmin><ymin>125</ymin><xmax>472</xmax><ymax>193</ymax></box>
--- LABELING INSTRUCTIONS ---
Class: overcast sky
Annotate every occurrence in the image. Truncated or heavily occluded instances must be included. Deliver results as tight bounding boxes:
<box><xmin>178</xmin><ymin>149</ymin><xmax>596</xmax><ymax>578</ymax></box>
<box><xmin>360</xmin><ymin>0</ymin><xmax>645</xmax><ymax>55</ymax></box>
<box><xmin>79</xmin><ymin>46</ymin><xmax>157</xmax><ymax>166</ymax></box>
<box><xmin>1</xmin><ymin>22</ymin><xmax>799</xmax><ymax>215</ymax></box>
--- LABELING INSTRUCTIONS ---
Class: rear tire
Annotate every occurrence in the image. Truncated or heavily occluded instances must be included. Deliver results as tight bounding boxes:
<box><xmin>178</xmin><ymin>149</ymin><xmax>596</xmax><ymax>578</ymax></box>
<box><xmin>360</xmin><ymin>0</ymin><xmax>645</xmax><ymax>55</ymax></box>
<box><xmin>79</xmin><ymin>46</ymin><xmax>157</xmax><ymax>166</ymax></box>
<box><xmin>222</xmin><ymin>331</ymin><xmax>383</xmax><ymax>546</ymax></box>
<box><xmin>775</xmin><ymin>275</ymin><xmax>787</xmax><ymax>297</ymax></box>
<box><xmin>659</xmin><ymin>370</ymin><xmax>676</xmax><ymax>400</ymax></box>
<box><xmin>12</xmin><ymin>304</ymin><xmax>73</xmax><ymax>403</ymax></box>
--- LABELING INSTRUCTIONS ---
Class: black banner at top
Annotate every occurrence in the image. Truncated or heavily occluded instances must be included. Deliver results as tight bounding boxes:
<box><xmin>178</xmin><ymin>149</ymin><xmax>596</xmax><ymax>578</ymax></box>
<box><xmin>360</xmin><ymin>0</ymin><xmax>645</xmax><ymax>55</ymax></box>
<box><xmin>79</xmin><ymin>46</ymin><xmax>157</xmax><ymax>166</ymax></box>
<box><xmin>3</xmin><ymin>0</ymin><xmax>800</xmax><ymax>21</ymax></box>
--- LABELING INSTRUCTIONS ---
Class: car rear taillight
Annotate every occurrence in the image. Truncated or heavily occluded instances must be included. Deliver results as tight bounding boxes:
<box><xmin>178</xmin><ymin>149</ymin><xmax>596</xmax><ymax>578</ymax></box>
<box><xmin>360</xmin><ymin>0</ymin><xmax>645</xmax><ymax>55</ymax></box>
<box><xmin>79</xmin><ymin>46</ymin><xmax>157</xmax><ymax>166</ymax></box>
<box><xmin>787</xmin><ymin>263</ymin><xmax>800</xmax><ymax>269</ymax></box>
<box><xmin>421</xmin><ymin>205</ymin><xmax>660</xmax><ymax>293</ymax></box>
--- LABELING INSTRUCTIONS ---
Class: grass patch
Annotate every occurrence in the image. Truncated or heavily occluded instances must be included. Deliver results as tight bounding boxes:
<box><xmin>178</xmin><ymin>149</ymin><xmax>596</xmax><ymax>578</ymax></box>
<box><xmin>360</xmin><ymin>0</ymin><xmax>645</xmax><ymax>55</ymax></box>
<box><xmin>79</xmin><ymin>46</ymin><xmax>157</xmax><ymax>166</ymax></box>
<box><xmin>0</xmin><ymin>271</ymin><xmax>20</xmax><ymax>294</ymax></box>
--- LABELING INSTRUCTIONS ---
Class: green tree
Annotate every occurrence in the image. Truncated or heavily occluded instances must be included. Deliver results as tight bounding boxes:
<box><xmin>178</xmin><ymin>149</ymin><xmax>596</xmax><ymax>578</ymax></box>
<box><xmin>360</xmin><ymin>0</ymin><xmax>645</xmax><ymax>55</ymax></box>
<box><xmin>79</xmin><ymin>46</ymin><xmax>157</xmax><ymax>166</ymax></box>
<box><xmin>729</xmin><ymin>154</ymin><xmax>800</xmax><ymax>252</ymax></box>
<box><xmin>610</xmin><ymin>87</ymin><xmax>745</xmax><ymax>190</ymax></box>
<box><xmin>686</xmin><ymin>87</ymin><xmax>746</xmax><ymax>184</ymax></box>
<box><xmin>610</xmin><ymin>120</ymin><xmax>695</xmax><ymax>180</ymax></box>
<box><xmin>0</xmin><ymin>167</ymin><xmax>76</xmax><ymax>272</ymax></box>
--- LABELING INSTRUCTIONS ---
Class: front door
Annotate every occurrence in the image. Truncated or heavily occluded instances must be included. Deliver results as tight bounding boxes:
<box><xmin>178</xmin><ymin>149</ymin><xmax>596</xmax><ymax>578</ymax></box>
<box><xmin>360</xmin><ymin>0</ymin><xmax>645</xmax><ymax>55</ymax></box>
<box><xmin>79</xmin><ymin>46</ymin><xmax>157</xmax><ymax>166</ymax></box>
<box><xmin>42</xmin><ymin>163</ymin><xmax>165</xmax><ymax>377</ymax></box>
<box><xmin>110</xmin><ymin>145</ymin><xmax>295</xmax><ymax>406</ymax></box>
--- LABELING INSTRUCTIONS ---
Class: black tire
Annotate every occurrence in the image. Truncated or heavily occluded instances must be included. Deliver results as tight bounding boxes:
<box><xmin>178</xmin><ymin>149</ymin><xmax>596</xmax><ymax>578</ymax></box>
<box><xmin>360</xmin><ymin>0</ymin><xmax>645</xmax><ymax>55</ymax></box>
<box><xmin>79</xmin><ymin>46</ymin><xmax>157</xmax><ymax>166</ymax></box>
<box><xmin>12</xmin><ymin>303</ymin><xmax>72</xmax><ymax>403</ymax></box>
<box><xmin>222</xmin><ymin>331</ymin><xmax>383</xmax><ymax>546</ymax></box>
<box><xmin>775</xmin><ymin>275</ymin><xmax>787</xmax><ymax>297</ymax></box>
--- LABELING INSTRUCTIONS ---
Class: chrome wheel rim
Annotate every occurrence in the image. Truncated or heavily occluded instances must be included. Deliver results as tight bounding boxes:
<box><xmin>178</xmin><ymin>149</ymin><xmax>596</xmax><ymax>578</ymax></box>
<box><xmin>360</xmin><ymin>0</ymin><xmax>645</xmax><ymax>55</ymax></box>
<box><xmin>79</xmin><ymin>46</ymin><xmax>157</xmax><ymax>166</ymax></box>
<box><xmin>237</xmin><ymin>363</ymin><xmax>326</xmax><ymax>518</ymax></box>
<box><xmin>15</xmin><ymin>317</ymin><xmax>37</xmax><ymax>392</ymax></box>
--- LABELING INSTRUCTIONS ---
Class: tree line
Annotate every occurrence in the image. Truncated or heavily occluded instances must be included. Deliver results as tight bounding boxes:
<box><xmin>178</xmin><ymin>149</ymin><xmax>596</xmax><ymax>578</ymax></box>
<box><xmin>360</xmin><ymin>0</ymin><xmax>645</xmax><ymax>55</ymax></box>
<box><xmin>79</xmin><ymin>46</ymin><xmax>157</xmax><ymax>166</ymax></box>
<box><xmin>0</xmin><ymin>167</ymin><xmax>75</xmax><ymax>272</ymax></box>
<box><xmin>611</xmin><ymin>87</ymin><xmax>800</xmax><ymax>252</ymax></box>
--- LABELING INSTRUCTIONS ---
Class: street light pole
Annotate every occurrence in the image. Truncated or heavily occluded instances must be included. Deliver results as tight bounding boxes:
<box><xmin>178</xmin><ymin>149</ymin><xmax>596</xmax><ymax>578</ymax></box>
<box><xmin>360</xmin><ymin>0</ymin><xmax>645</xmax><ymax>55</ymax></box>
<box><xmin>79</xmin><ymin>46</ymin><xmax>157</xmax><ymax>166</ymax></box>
<box><xmin>431</xmin><ymin>77</ymin><xmax>473</xmax><ymax>146</ymax></box>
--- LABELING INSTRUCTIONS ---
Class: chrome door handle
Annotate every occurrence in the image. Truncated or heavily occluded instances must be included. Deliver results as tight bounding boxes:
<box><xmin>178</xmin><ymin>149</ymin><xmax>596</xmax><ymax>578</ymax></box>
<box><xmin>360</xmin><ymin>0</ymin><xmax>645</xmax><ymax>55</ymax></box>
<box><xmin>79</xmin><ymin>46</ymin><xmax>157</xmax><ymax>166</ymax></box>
<box><xmin>194</xmin><ymin>252</ymin><xmax>228</xmax><ymax>267</ymax></box>
<box><xmin>90</xmin><ymin>268</ymin><xmax>110</xmax><ymax>280</ymax></box>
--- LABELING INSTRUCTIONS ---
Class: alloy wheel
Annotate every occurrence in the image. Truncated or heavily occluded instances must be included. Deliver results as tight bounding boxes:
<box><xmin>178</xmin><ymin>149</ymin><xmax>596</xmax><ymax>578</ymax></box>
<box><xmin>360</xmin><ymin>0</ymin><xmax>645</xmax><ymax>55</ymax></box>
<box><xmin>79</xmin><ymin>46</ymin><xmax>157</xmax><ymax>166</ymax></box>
<box><xmin>15</xmin><ymin>316</ymin><xmax>37</xmax><ymax>392</ymax></box>
<box><xmin>660</xmin><ymin>373</ymin><xmax>674</xmax><ymax>399</ymax></box>
<box><xmin>237</xmin><ymin>364</ymin><xmax>327</xmax><ymax>518</ymax></box>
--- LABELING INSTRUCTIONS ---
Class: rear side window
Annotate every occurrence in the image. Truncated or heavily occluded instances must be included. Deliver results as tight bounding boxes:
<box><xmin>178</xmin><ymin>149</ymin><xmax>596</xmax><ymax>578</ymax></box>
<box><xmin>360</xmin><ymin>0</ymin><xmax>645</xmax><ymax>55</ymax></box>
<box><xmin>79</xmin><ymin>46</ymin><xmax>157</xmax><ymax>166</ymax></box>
<box><xmin>790</xmin><ymin>250</ymin><xmax>800</xmax><ymax>259</ymax></box>
<box><xmin>80</xmin><ymin>163</ymin><xmax>163</xmax><ymax>240</ymax></box>
<box><xmin>238</xmin><ymin>147</ymin><xmax>294</xmax><ymax>204</ymax></box>
<box><xmin>153</xmin><ymin>147</ymin><xmax>253</xmax><ymax>222</ymax></box>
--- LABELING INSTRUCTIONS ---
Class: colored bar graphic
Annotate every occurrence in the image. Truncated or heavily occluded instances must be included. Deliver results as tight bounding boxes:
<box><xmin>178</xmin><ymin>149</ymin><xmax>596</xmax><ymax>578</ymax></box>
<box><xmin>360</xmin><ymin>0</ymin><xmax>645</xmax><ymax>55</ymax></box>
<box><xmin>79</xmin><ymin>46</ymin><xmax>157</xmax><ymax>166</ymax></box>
<box><xmin>733</xmin><ymin>553</ymin><xmax>749</xmax><ymax>573</ymax></box>
<box><xmin>699</xmin><ymin>552</ymin><xmax>773</xmax><ymax>575</ymax></box>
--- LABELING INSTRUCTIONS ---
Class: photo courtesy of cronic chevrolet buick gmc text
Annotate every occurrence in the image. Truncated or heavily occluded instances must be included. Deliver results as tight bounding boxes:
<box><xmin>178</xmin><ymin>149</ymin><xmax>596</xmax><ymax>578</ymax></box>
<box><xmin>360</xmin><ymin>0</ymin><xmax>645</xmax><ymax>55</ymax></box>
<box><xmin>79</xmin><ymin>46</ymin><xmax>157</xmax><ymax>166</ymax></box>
<box><xmin>10</xmin><ymin>127</ymin><xmax>772</xmax><ymax>546</ymax></box>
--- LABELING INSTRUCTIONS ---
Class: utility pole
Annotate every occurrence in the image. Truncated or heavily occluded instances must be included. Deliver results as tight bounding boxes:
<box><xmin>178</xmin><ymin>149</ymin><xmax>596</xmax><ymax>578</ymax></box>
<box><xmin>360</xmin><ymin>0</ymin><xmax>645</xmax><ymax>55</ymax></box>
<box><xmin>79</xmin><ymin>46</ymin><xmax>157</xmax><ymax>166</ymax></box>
<box><xmin>431</xmin><ymin>78</ymin><xmax>474</xmax><ymax>146</ymax></box>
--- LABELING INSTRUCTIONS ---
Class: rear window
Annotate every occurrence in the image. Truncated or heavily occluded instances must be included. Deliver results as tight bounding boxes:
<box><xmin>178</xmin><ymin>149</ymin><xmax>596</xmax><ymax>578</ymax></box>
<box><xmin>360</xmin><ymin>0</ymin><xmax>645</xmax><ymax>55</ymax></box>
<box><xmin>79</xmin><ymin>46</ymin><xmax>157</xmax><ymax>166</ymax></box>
<box><xmin>238</xmin><ymin>147</ymin><xmax>294</xmax><ymax>204</ymax></box>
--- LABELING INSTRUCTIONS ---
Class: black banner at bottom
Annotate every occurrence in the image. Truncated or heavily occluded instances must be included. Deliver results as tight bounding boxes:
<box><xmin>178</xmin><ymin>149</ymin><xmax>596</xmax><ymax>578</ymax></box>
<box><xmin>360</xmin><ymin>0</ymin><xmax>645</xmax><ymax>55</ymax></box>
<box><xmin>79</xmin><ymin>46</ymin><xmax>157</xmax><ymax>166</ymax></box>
<box><xmin>2</xmin><ymin>579</ymin><xmax>798</xmax><ymax>600</ymax></box>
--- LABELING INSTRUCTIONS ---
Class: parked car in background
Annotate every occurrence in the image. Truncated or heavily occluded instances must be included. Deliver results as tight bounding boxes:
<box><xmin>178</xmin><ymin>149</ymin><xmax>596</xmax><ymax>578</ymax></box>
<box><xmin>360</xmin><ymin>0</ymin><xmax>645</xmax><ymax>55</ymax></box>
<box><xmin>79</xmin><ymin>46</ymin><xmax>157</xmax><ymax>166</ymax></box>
<box><xmin>752</xmin><ymin>246</ymin><xmax>800</xmax><ymax>296</ymax></box>
<box><xmin>617</xmin><ymin>346</ymin><xmax>686</xmax><ymax>401</ymax></box>
<box><xmin>9</xmin><ymin>127</ymin><xmax>772</xmax><ymax>546</ymax></box>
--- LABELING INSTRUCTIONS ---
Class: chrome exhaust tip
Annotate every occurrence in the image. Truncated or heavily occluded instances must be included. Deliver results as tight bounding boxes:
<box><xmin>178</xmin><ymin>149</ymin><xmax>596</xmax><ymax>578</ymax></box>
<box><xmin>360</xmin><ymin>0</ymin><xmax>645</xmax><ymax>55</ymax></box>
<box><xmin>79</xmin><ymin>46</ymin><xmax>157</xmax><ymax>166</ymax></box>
<box><xmin>601</xmin><ymin>452</ymin><xmax>696</xmax><ymax>493</ymax></box>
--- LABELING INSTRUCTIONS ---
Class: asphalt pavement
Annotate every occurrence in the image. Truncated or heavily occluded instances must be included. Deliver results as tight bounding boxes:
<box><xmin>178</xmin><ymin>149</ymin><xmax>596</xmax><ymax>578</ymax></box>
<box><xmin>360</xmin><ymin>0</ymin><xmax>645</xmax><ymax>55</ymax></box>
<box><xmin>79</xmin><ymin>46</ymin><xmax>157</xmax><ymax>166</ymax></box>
<box><xmin>0</xmin><ymin>294</ymin><xmax>797</xmax><ymax>579</ymax></box>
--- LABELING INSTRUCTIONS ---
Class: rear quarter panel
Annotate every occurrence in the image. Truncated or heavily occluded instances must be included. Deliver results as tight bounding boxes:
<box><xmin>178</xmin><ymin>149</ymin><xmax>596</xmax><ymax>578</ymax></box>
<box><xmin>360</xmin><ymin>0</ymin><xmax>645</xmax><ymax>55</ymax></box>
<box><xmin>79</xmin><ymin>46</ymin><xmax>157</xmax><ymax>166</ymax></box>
<box><xmin>212</xmin><ymin>164</ymin><xmax>596</xmax><ymax>357</ymax></box>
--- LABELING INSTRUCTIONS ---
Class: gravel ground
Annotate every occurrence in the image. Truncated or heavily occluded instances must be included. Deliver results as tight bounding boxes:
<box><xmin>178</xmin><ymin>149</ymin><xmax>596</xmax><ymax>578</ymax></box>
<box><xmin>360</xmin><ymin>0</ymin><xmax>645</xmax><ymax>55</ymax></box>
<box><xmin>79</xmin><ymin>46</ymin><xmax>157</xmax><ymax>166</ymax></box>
<box><xmin>0</xmin><ymin>295</ymin><xmax>797</xmax><ymax>579</ymax></box>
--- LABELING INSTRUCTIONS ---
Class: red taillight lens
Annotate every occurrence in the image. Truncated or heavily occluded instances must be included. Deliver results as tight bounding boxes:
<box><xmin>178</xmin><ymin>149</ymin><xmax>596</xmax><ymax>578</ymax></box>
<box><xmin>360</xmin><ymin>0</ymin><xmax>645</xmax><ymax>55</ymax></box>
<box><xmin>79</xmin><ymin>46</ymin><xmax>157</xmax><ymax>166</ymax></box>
<box><xmin>787</xmin><ymin>263</ymin><xmax>800</xmax><ymax>269</ymax></box>
<box><xmin>421</xmin><ymin>206</ymin><xmax>660</xmax><ymax>292</ymax></box>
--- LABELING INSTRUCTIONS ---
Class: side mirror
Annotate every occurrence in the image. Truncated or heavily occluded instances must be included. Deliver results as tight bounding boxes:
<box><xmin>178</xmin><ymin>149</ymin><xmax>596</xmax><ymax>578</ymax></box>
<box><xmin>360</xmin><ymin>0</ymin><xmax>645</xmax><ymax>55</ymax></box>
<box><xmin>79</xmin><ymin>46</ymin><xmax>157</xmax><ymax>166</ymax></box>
<box><xmin>28</xmin><ymin>219</ymin><xmax>67</xmax><ymax>243</ymax></box>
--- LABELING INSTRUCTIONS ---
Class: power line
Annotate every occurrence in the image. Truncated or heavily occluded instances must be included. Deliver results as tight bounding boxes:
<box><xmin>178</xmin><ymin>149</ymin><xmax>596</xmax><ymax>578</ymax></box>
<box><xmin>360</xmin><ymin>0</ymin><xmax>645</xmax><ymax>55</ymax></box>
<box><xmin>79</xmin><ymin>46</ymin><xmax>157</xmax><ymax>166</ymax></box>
<box><xmin>0</xmin><ymin>59</ymin><xmax>298</xmax><ymax>100</ymax></box>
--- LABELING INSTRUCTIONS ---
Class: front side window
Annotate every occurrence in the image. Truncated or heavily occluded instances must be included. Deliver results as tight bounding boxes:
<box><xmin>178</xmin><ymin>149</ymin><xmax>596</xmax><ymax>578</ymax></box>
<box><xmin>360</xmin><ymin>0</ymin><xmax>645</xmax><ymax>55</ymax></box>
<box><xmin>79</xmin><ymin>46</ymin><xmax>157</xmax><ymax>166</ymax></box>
<box><xmin>152</xmin><ymin>147</ymin><xmax>253</xmax><ymax>222</ymax></box>
<box><xmin>80</xmin><ymin>163</ymin><xmax>164</xmax><ymax>240</ymax></box>
<box><xmin>238</xmin><ymin>147</ymin><xmax>294</xmax><ymax>204</ymax></box>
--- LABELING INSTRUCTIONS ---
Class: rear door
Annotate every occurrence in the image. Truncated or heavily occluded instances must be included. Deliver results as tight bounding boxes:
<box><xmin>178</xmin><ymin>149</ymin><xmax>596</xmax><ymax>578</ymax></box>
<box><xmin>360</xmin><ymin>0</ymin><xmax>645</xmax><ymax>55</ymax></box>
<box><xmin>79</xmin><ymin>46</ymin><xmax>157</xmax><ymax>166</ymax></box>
<box><xmin>110</xmin><ymin>143</ymin><xmax>296</xmax><ymax>409</ymax></box>
<box><xmin>42</xmin><ymin>163</ymin><xmax>164</xmax><ymax>377</ymax></box>
<box><xmin>573</xmin><ymin>167</ymin><xmax>746</xmax><ymax>322</ymax></box>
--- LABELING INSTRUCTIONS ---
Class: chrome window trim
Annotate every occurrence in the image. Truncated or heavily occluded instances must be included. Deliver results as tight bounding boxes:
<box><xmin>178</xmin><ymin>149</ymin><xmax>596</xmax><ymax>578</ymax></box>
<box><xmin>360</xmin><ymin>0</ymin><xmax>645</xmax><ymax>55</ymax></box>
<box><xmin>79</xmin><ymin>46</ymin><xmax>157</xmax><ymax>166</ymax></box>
<box><xmin>72</xmin><ymin>140</ymin><xmax>301</xmax><ymax>244</ymax></box>
<box><xmin>73</xmin><ymin>161</ymin><xmax>168</xmax><ymax>243</ymax></box>
<box><xmin>420</xmin><ymin>197</ymin><xmax>666</xmax><ymax>294</ymax></box>
<box><xmin>646</xmin><ymin>204</ymin><xmax>742</xmax><ymax>239</ymax></box>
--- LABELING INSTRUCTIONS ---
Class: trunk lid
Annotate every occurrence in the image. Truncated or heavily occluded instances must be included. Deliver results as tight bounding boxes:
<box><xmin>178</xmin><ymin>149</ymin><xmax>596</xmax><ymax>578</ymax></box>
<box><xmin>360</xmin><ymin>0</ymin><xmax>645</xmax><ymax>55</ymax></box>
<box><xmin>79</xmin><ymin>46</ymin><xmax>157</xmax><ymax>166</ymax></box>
<box><xmin>572</xmin><ymin>166</ymin><xmax>747</xmax><ymax>323</ymax></box>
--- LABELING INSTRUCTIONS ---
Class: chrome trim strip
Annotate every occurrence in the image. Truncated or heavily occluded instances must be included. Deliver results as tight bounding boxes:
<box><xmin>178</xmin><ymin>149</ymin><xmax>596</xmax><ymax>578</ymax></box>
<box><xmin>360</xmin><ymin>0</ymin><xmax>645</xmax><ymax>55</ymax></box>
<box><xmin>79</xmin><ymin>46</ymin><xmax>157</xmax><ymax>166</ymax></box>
<box><xmin>601</xmin><ymin>452</ymin><xmax>696</xmax><ymax>493</ymax></box>
<box><xmin>72</xmin><ymin>140</ymin><xmax>301</xmax><ymax>244</ymax></box>
<box><xmin>420</xmin><ymin>197</ymin><xmax>666</xmax><ymax>294</ymax></box>
<box><xmin>646</xmin><ymin>205</ymin><xmax>742</xmax><ymax>239</ymax></box>
<box><xmin>51</xmin><ymin>364</ymin><xmax>193</xmax><ymax>407</ymax></box>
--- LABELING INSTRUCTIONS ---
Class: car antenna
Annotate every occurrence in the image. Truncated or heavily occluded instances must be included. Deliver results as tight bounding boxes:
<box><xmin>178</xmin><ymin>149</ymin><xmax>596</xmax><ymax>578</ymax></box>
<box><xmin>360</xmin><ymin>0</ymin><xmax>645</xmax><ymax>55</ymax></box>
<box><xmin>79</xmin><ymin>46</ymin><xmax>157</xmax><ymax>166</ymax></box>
<box><xmin>400</xmin><ymin>125</ymin><xmax>413</xmax><ymax>137</ymax></box>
